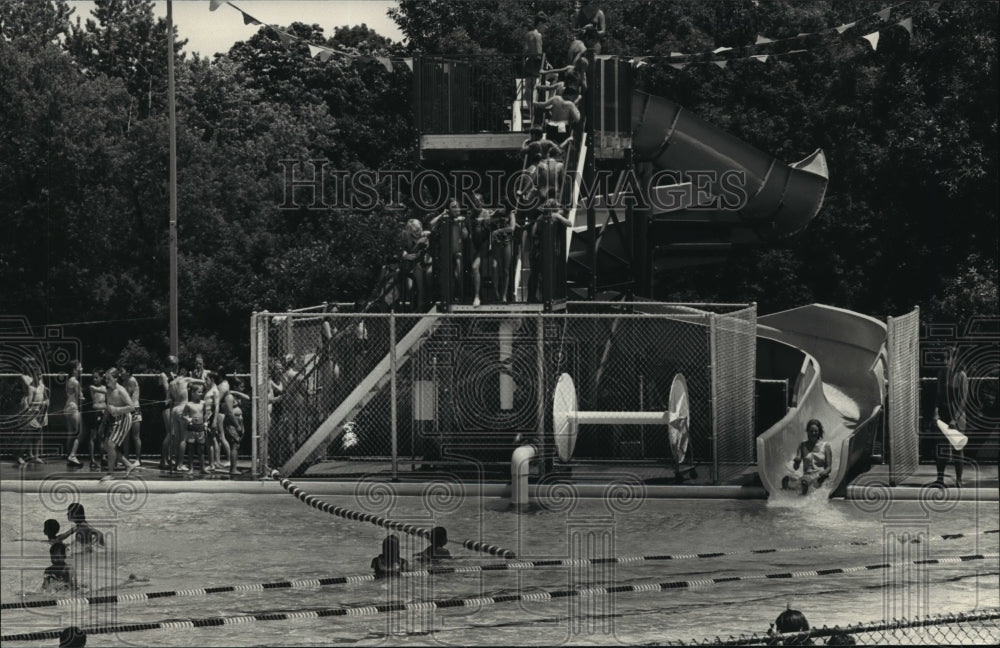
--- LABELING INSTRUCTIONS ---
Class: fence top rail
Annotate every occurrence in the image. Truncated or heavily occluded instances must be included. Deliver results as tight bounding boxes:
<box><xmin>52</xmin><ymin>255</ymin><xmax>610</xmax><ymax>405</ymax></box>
<box><xmin>256</xmin><ymin>302</ymin><xmax>754</xmax><ymax>319</ymax></box>
<box><xmin>0</xmin><ymin>373</ymin><xmax>252</xmax><ymax>379</ymax></box>
<box><xmin>259</xmin><ymin>311</ymin><xmax>722</xmax><ymax>321</ymax></box>
<box><xmin>417</xmin><ymin>53</ymin><xmax>637</xmax><ymax>62</ymax></box>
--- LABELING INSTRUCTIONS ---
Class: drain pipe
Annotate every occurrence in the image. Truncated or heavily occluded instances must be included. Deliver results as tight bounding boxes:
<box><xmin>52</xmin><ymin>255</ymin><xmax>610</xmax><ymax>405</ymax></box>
<box><xmin>511</xmin><ymin>443</ymin><xmax>538</xmax><ymax>509</ymax></box>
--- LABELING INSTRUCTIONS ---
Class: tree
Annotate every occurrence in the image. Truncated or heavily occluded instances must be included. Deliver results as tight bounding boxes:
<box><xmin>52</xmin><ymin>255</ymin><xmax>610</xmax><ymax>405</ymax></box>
<box><xmin>0</xmin><ymin>0</ymin><xmax>75</xmax><ymax>49</ymax></box>
<box><xmin>65</xmin><ymin>0</ymin><xmax>187</xmax><ymax>121</ymax></box>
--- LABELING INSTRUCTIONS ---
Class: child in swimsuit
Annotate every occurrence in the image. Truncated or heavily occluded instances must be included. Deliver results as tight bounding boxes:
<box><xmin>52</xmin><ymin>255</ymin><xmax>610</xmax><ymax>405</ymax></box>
<box><xmin>413</xmin><ymin>526</ymin><xmax>452</xmax><ymax>565</ymax></box>
<box><xmin>181</xmin><ymin>383</ymin><xmax>209</xmax><ymax>475</ymax></box>
<box><xmin>371</xmin><ymin>534</ymin><xmax>408</xmax><ymax>579</ymax></box>
<box><xmin>66</xmin><ymin>503</ymin><xmax>104</xmax><ymax>551</ymax></box>
<box><xmin>43</xmin><ymin>541</ymin><xmax>75</xmax><ymax>591</ymax></box>
<box><xmin>783</xmin><ymin>419</ymin><xmax>832</xmax><ymax>495</ymax></box>
<box><xmin>224</xmin><ymin>405</ymin><xmax>244</xmax><ymax>475</ymax></box>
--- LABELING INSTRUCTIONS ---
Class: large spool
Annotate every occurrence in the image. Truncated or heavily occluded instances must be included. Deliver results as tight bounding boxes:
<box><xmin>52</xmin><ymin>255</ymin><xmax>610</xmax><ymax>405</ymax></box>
<box><xmin>552</xmin><ymin>372</ymin><xmax>690</xmax><ymax>462</ymax></box>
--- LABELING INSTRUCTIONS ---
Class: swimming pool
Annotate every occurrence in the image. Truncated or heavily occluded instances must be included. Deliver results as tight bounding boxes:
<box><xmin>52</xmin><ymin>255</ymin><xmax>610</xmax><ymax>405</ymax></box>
<box><xmin>2</xmin><ymin>486</ymin><xmax>998</xmax><ymax>646</ymax></box>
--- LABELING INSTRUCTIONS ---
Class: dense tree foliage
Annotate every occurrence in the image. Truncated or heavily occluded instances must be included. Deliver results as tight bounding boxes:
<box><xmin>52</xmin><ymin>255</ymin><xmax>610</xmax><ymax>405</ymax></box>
<box><xmin>0</xmin><ymin>0</ymin><xmax>995</xmax><ymax>371</ymax></box>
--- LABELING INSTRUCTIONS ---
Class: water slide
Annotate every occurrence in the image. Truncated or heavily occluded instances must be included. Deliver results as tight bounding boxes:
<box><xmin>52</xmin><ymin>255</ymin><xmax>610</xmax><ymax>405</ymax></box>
<box><xmin>564</xmin><ymin>94</ymin><xmax>886</xmax><ymax>494</ymax></box>
<box><xmin>566</xmin><ymin>91</ymin><xmax>829</xmax><ymax>282</ymax></box>
<box><xmin>756</xmin><ymin>304</ymin><xmax>887</xmax><ymax>497</ymax></box>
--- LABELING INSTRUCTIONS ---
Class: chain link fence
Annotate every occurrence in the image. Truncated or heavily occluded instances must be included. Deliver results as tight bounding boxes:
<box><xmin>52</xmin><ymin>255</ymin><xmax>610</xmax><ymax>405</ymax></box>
<box><xmin>887</xmin><ymin>307</ymin><xmax>920</xmax><ymax>485</ymax></box>
<box><xmin>251</xmin><ymin>301</ymin><xmax>756</xmax><ymax>482</ymax></box>
<box><xmin>709</xmin><ymin>304</ymin><xmax>758</xmax><ymax>483</ymax></box>
<box><xmin>671</xmin><ymin>609</ymin><xmax>1000</xmax><ymax>646</ymax></box>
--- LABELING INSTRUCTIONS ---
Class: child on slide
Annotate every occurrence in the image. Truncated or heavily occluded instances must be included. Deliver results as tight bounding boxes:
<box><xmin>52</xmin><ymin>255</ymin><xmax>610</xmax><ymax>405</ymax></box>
<box><xmin>782</xmin><ymin>419</ymin><xmax>833</xmax><ymax>495</ymax></box>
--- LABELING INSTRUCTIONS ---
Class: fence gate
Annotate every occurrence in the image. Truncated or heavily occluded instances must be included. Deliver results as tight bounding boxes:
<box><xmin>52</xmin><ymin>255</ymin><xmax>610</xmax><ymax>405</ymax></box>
<box><xmin>887</xmin><ymin>307</ymin><xmax>920</xmax><ymax>486</ymax></box>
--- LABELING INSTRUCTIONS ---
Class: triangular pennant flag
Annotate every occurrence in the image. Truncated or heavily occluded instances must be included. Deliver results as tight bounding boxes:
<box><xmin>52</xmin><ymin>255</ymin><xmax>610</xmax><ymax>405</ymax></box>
<box><xmin>317</xmin><ymin>49</ymin><xmax>334</xmax><ymax>63</ymax></box>
<box><xmin>308</xmin><ymin>44</ymin><xmax>324</xmax><ymax>59</ymax></box>
<box><xmin>876</xmin><ymin>7</ymin><xmax>891</xmax><ymax>21</ymax></box>
<box><xmin>276</xmin><ymin>29</ymin><xmax>296</xmax><ymax>46</ymax></box>
<box><xmin>240</xmin><ymin>9</ymin><xmax>261</xmax><ymax>25</ymax></box>
<box><xmin>755</xmin><ymin>35</ymin><xmax>775</xmax><ymax>45</ymax></box>
<box><xmin>402</xmin><ymin>58</ymin><xmax>414</xmax><ymax>71</ymax></box>
<box><xmin>670</xmin><ymin>51</ymin><xmax>686</xmax><ymax>58</ymax></box>
<box><xmin>669</xmin><ymin>62</ymin><xmax>687</xmax><ymax>70</ymax></box>
<box><xmin>209</xmin><ymin>0</ymin><xmax>226</xmax><ymax>11</ymax></box>
<box><xmin>712</xmin><ymin>46</ymin><xmax>732</xmax><ymax>54</ymax></box>
<box><xmin>631</xmin><ymin>56</ymin><xmax>649</xmax><ymax>65</ymax></box>
<box><xmin>376</xmin><ymin>56</ymin><xmax>393</xmax><ymax>72</ymax></box>
<box><xmin>713</xmin><ymin>60</ymin><xmax>728</xmax><ymax>68</ymax></box>
<box><xmin>862</xmin><ymin>31</ymin><xmax>880</xmax><ymax>50</ymax></box>
<box><xmin>795</xmin><ymin>32</ymin><xmax>812</xmax><ymax>38</ymax></box>
<box><xmin>835</xmin><ymin>21</ymin><xmax>857</xmax><ymax>34</ymax></box>
<box><xmin>751</xmin><ymin>54</ymin><xmax>769</xmax><ymax>63</ymax></box>
<box><xmin>785</xmin><ymin>49</ymin><xmax>808</xmax><ymax>55</ymax></box>
<box><xmin>897</xmin><ymin>17</ymin><xmax>913</xmax><ymax>36</ymax></box>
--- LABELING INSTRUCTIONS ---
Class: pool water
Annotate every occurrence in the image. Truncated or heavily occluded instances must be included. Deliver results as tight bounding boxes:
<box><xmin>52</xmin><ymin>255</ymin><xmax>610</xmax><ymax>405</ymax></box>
<box><xmin>2</xmin><ymin>486</ymin><xmax>998</xmax><ymax>646</ymax></box>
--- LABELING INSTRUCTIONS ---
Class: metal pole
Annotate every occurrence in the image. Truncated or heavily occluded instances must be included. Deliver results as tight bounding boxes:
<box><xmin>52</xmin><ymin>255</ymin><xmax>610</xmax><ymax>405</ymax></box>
<box><xmin>536</xmin><ymin>313</ymin><xmax>545</xmax><ymax>449</ymax></box>
<box><xmin>709</xmin><ymin>313</ymin><xmax>719</xmax><ymax>484</ymax></box>
<box><xmin>167</xmin><ymin>0</ymin><xmax>179</xmax><ymax>355</ymax></box>
<box><xmin>252</xmin><ymin>313</ymin><xmax>260</xmax><ymax>477</ymax></box>
<box><xmin>389</xmin><ymin>313</ymin><xmax>398</xmax><ymax>480</ymax></box>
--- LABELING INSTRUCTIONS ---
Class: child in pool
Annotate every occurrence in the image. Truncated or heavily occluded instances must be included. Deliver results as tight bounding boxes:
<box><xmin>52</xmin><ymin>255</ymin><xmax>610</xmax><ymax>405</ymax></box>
<box><xmin>66</xmin><ymin>503</ymin><xmax>104</xmax><ymax>551</ymax></box>
<box><xmin>371</xmin><ymin>534</ymin><xmax>408</xmax><ymax>578</ymax></box>
<box><xmin>59</xmin><ymin>626</ymin><xmax>87</xmax><ymax>648</ymax></box>
<box><xmin>45</xmin><ymin>518</ymin><xmax>73</xmax><ymax>546</ymax></box>
<box><xmin>413</xmin><ymin>526</ymin><xmax>452</xmax><ymax>565</ymax></box>
<box><xmin>43</xmin><ymin>541</ymin><xmax>75</xmax><ymax>591</ymax></box>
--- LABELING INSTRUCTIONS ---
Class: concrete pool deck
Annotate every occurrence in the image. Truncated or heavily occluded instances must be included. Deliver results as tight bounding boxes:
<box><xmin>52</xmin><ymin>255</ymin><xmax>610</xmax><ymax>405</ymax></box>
<box><xmin>1</xmin><ymin>459</ymin><xmax>996</xmax><ymax>501</ymax></box>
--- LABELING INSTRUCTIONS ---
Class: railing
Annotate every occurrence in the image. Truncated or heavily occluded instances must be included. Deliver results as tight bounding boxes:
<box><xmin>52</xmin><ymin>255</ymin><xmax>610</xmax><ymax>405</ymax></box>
<box><xmin>414</xmin><ymin>54</ymin><xmax>634</xmax><ymax>147</ymax></box>
<box><xmin>416</xmin><ymin>56</ymin><xmax>522</xmax><ymax>134</ymax></box>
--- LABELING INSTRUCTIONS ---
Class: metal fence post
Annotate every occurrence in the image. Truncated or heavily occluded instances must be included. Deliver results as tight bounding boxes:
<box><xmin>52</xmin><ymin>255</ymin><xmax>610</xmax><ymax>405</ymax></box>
<box><xmin>250</xmin><ymin>312</ymin><xmax>257</xmax><ymax>478</ymax></box>
<box><xmin>390</xmin><ymin>312</ymin><xmax>398</xmax><ymax>481</ymax></box>
<box><xmin>709</xmin><ymin>312</ymin><xmax>719</xmax><ymax>485</ymax></box>
<box><xmin>253</xmin><ymin>311</ymin><xmax>270</xmax><ymax>479</ymax></box>
<box><xmin>537</xmin><ymin>313</ymin><xmax>545</xmax><ymax>449</ymax></box>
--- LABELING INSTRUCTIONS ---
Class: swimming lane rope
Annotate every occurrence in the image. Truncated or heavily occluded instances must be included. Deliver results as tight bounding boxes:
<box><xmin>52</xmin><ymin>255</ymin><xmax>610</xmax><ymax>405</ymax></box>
<box><xmin>6</xmin><ymin>527</ymin><xmax>996</xmax><ymax>611</ymax></box>
<box><xmin>269</xmin><ymin>469</ymin><xmax>517</xmax><ymax>559</ymax></box>
<box><xmin>4</xmin><ymin>553</ymin><xmax>996</xmax><ymax>642</ymax></box>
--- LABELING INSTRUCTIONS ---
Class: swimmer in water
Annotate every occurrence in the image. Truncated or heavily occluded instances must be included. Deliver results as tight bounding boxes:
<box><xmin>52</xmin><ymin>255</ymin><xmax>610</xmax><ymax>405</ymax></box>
<box><xmin>59</xmin><ymin>626</ymin><xmax>87</xmax><ymax>648</ymax></box>
<box><xmin>66</xmin><ymin>503</ymin><xmax>104</xmax><ymax>551</ymax></box>
<box><xmin>44</xmin><ymin>518</ymin><xmax>74</xmax><ymax>547</ymax></box>
<box><xmin>43</xmin><ymin>541</ymin><xmax>75</xmax><ymax>591</ymax></box>
<box><xmin>413</xmin><ymin>526</ymin><xmax>451</xmax><ymax>565</ymax></box>
<box><xmin>371</xmin><ymin>534</ymin><xmax>408</xmax><ymax>579</ymax></box>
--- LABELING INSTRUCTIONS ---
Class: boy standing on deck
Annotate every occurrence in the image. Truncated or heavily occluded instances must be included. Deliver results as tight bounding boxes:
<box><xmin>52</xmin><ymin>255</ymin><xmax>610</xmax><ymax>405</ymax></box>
<box><xmin>100</xmin><ymin>368</ymin><xmax>138</xmax><ymax>482</ymax></box>
<box><xmin>180</xmin><ymin>382</ymin><xmax>210</xmax><ymax>475</ymax></box>
<box><xmin>118</xmin><ymin>365</ymin><xmax>142</xmax><ymax>466</ymax></box>
<box><xmin>223</xmin><ymin>403</ymin><xmax>245</xmax><ymax>476</ymax></box>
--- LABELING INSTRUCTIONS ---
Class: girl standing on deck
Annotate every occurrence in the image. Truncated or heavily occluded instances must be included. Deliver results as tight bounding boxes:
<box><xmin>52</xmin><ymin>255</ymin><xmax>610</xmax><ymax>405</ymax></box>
<box><xmin>16</xmin><ymin>361</ymin><xmax>49</xmax><ymax>466</ymax></box>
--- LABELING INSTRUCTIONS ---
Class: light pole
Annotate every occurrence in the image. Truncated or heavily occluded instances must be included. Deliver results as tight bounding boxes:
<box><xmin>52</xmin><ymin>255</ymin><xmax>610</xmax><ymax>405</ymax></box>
<box><xmin>167</xmin><ymin>0</ymin><xmax>178</xmax><ymax>355</ymax></box>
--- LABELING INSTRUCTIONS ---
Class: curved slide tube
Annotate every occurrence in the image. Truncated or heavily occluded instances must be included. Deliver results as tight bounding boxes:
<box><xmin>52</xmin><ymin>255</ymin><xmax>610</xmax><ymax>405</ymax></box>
<box><xmin>566</xmin><ymin>91</ymin><xmax>829</xmax><ymax>286</ymax></box>
<box><xmin>756</xmin><ymin>304</ymin><xmax>887</xmax><ymax>497</ymax></box>
<box><xmin>630</xmin><ymin>91</ymin><xmax>829</xmax><ymax>238</ymax></box>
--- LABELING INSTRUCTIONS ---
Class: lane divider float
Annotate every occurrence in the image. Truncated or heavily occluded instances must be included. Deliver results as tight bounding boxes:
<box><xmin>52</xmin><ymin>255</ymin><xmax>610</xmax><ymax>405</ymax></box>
<box><xmin>4</xmin><ymin>553</ymin><xmax>996</xmax><ymax>642</ymax></box>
